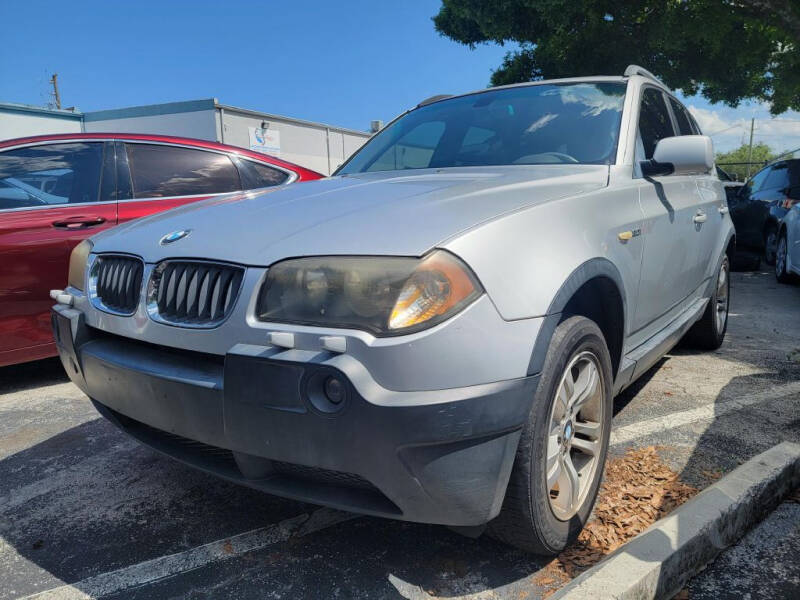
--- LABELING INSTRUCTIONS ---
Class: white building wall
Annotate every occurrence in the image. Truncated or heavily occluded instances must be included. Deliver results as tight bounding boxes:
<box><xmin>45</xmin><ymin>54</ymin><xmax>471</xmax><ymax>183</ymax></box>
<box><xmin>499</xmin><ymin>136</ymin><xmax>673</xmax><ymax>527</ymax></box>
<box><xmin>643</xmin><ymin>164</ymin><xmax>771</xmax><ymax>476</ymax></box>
<box><xmin>0</xmin><ymin>110</ymin><xmax>82</xmax><ymax>140</ymax></box>
<box><xmin>84</xmin><ymin>109</ymin><xmax>218</xmax><ymax>141</ymax></box>
<box><xmin>219</xmin><ymin>108</ymin><xmax>370</xmax><ymax>175</ymax></box>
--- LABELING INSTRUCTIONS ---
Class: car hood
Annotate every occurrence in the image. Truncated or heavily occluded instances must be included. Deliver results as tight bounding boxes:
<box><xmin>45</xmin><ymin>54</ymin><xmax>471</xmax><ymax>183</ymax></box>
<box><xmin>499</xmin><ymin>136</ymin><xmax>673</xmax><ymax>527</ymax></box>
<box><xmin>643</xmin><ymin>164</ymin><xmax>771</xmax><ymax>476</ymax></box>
<box><xmin>92</xmin><ymin>165</ymin><xmax>608</xmax><ymax>265</ymax></box>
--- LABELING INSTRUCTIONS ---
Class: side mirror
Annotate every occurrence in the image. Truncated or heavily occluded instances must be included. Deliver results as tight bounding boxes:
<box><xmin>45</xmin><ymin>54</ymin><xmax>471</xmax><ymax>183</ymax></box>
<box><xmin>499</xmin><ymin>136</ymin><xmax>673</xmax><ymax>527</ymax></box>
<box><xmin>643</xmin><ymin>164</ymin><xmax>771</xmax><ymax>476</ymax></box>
<box><xmin>640</xmin><ymin>135</ymin><xmax>714</xmax><ymax>177</ymax></box>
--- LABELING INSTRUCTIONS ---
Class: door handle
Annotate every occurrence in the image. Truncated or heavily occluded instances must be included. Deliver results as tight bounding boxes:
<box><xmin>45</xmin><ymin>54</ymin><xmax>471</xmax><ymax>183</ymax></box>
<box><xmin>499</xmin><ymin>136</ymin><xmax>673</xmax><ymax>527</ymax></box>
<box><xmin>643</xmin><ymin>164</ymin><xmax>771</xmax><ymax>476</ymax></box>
<box><xmin>52</xmin><ymin>216</ymin><xmax>107</xmax><ymax>229</ymax></box>
<box><xmin>693</xmin><ymin>211</ymin><xmax>707</xmax><ymax>224</ymax></box>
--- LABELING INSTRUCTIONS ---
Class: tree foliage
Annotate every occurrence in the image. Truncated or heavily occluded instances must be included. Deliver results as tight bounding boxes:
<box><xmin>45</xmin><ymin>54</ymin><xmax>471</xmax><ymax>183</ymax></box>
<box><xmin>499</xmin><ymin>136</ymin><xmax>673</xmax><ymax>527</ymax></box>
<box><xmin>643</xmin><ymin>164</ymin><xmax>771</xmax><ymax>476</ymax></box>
<box><xmin>716</xmin><ymin>142</ymin><xmax>776</xmax><ymax>179</ymax></box>
<box><xmin>433</xmin><ymin>1</ymin><xmax>800</xmax><ymax>114</ymax></box>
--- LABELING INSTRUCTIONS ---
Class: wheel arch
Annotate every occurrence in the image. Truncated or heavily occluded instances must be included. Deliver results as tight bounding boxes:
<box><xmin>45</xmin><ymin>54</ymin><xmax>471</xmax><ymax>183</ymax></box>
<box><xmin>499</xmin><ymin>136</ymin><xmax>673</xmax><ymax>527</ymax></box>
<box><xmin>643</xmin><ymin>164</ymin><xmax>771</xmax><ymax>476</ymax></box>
<box><xmin>527</xmin><ymin>258</ymin><xmax>626</xmax><ymax>380</ymax></box>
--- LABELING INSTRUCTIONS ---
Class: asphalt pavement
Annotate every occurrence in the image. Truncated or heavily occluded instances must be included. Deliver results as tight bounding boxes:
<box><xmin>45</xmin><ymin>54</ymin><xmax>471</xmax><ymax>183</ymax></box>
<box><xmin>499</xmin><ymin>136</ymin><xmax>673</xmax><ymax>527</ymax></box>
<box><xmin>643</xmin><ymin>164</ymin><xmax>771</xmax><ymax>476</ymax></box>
<box><xmin>1</xmin><ymin>268</ymin><xmax>798</xmax><ymax>600</ymax></box>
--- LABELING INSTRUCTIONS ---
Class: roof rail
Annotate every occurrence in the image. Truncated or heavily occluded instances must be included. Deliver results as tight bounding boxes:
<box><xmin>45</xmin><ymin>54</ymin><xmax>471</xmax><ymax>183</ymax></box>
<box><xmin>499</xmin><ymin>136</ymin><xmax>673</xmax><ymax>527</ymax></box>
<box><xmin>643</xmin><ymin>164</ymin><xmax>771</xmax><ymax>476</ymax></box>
<box><xmin>417</xmin><ymin>94</ymin><xmax>453</xmax><ymax>107</ymax></box>
<box><xmin>623</xmin><ymin>65</ymin><xmax>666</xmax><ymax>87</ymax></box>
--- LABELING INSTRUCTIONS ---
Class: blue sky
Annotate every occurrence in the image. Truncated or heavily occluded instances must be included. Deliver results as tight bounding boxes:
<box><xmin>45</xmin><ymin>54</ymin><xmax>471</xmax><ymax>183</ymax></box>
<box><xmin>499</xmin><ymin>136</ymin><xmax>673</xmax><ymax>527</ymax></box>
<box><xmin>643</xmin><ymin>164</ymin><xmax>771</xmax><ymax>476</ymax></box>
<box><xmin>2</xmin><ymin>0</ymin><xmax>800</xmax><ymax>154</ymax></box>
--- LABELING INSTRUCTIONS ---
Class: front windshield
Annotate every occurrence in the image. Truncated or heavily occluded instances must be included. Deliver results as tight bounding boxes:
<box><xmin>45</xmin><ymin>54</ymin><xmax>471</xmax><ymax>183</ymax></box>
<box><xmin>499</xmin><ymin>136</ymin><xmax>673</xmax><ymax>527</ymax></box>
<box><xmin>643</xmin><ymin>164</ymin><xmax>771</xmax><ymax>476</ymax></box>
<box><xmin>338</xmin><ymin>82</ymin><xmax>627</xmax><ymax>174</ymax></box>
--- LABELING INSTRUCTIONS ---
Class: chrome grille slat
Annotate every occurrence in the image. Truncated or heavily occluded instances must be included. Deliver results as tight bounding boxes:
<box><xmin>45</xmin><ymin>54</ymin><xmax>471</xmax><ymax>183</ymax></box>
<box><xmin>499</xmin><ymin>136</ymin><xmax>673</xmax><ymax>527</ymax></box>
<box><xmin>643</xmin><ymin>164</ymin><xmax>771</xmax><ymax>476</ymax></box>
<box><xmin>92</xmin><ymin>255</ymin><xmax>144</xmax><ymax>315</ymax></box>
<box><xmin>148</xmin><ymin>260</ymin><xmax>244</xmax><ymax>328</ymax></box>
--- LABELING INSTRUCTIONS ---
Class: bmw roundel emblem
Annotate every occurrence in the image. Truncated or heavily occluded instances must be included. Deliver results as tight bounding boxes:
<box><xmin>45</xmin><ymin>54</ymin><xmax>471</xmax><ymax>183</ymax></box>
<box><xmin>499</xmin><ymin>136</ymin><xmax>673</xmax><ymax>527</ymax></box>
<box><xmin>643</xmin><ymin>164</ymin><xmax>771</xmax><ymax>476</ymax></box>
<box><xmin>159</xmin><ymin>229</ymin><xmax>192</xmax><ymax>245</ymax></box>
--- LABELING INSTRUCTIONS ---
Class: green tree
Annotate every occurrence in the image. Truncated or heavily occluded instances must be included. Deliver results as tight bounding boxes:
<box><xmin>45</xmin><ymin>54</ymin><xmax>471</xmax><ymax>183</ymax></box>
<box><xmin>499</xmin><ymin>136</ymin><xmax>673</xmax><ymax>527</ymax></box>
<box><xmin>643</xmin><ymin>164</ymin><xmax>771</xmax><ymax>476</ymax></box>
<box><xmin>433</xmin><ymin>1</ymin><xmax>800</xmax><ymax>114</ymax></box>
<box><xmin>716</xmin><ymin>142</ymin><xmax>776</xmax><ymax>180</ymax></box>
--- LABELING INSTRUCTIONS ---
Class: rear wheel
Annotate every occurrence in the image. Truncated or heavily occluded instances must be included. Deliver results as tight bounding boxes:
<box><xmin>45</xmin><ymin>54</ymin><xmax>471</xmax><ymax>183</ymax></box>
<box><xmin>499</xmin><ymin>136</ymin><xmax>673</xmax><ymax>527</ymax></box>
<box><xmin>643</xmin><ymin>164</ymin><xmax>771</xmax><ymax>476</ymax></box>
<box><xmin>684</xmin><ymin>255</ymin><xmax>730</xmax><ymax>350</ymax></box>
<box><xmin>765</xmin><ymin>227</ymin><xmax>778</xmax><ymax>265</ymax></box>
<box><xmin>776</xmin><ymin>232</ymin><xmax>793</xmax><ymax>284</ymax></box>
<box><xmin>488</xmin><ymin>316</ymin><xmax>612</xmax><ymax>555</ymax></box>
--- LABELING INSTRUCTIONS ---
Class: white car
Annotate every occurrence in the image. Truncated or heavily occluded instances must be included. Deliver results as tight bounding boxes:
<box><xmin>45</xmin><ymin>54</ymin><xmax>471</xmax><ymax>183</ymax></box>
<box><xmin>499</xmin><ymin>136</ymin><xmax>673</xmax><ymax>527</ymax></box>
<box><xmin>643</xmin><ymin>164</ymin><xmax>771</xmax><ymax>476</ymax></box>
<box><xmin>776</xmin><ymin>204</ymin><xmax>800</xmax><ymax>283</ymax></box>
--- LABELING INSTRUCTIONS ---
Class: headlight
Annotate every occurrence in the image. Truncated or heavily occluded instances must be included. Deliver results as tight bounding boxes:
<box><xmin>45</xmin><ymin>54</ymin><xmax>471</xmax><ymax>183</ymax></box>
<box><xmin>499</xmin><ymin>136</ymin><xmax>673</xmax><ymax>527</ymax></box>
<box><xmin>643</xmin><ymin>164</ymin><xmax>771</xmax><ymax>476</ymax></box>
<box><xmin>68</xmin><ymin>239</ymin><xmax>93</xmax><ymax>291</ymax></box>
<box><xmin>255</xmin><ymin>250</ymin><xmax>482</xmax><ymax>335</ymax></box>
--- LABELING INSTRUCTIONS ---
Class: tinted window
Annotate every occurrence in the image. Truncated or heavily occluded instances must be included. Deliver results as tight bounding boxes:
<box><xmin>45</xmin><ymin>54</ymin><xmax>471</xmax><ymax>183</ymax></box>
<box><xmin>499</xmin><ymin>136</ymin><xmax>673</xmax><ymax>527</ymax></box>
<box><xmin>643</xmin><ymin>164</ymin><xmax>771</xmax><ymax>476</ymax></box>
<box><xmin>669</xmin><ymin>97</ymin><xmax>694</xmax><ymax>135</ymax></box>
<box><xmin>788</xmin><ymin>161</ymin><xmax>800</xmax><ymax>187</ymax></box>
<box><xmin>126</xmin><ymin>144</ymin><xmax>241</xmax><ymax>198</ymax></box>
<box><xmin>237</xmin><ymin>159</ymin><xmax>289</xmax><ymax>189</ymax></box>
<box><xmin>639</xmin><ymin>88</ymin><xmax>675</xmax><ymax>159</ymax></box>
<box><xmin>688</xmin><ymin>112</ymin><xmax>702</xmax><ymax>134</ymax></box>
<box><xmin>763</xmin><ymin>162</ymin><xmax>790</xmax><ymax>191</ymax></box>
<box><xmin>0</xmin><ymin>142</ymin><xmax>103</xmax><ymax>210</ymax></box>
<box><xmin>745</xmin><ymin>167</ymin><xmax>770</xmax><ymax>195</ymax></box>
<box><xmin>338</xmin><ymin>82</ymin><xmax>627</xmax><ymax>173</ymax></box>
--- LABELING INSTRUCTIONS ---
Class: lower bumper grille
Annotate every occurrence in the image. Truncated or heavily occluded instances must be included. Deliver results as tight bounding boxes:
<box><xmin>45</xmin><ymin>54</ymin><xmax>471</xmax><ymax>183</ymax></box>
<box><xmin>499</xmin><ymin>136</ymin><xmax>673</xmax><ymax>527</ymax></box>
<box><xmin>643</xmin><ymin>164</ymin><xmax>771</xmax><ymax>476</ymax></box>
<box><xmin>110</xmin><ymin>410</ymin><xmax>383</xmax><ymax>497</ymax></box>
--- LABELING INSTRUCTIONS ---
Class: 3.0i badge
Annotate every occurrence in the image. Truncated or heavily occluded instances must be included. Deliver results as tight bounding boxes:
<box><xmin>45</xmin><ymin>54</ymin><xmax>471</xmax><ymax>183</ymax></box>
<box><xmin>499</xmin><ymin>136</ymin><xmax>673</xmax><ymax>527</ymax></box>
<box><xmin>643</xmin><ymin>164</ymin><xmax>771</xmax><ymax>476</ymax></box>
<box><xmin>159</xmin><ymin>229</ymin><xmax>192</xmax><ymax>245</ymax></box>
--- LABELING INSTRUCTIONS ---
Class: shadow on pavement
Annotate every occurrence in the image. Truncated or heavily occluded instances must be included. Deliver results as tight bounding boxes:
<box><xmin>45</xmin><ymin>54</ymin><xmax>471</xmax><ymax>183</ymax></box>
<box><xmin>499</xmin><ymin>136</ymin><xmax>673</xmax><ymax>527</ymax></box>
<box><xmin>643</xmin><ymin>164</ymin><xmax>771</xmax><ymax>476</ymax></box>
<box><xmin>0</xmin><ymin>413</ymin><xmax>552</xmax><ymax>599</ymax></box>
<box><xmin>0</xmin><ymin>357</ymin><xmax>67</xmax><ymax>395</ymax></box>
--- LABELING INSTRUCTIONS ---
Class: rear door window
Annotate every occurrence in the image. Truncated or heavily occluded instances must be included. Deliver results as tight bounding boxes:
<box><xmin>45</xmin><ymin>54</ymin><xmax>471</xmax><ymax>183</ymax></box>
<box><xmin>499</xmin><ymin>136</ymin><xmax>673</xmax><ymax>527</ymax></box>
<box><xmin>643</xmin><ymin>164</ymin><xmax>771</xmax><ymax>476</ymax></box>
<box><xmin>125</xmin><ymin>143</ymin><xmax>241</xmax><ymax>199</ymax></box>
<box><xmin>0</xmin><ymin>142</ymin><xmax>103</xmax><ymax>210</ymax></box>
<box><xmin>638</xmin><ymin>88</ymin><xmax>676</xmax><ymax>159</ymax></box>
<box><xmin>237</xmin><ymin>159</ymin><xmax>289</xmax><ymax>189</ymax></box>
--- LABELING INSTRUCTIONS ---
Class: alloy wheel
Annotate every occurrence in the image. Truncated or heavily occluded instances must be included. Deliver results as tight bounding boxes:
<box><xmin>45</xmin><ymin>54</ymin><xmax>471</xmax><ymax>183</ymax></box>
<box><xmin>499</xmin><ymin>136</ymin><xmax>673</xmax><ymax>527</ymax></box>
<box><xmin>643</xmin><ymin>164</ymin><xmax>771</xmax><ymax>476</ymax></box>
<box><xmin>546</xmin><ymin>351</ymin><xmax>605</xmax><ymax>521</ymax></box>
<box><xmin>715</xmin><ymin>260</ymin><xmax>730</xmax><ymax>333</ymax></box>
<box><xmin>776</xmin><ymin>236</ymin><xmax>788</xmax><ymax>278</ymax></box>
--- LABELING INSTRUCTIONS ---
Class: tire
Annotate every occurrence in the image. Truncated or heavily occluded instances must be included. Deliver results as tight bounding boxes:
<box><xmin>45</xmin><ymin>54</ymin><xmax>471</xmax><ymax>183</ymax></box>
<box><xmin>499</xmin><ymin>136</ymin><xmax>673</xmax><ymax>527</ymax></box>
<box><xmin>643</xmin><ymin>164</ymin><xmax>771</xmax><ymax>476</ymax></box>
<box><xmin>764</xmin><ymin>227</ymin><xmax>778</xmax><ymax>265</ymax></box>
<box><xmin>684</xmin><ymin>255</ymin><xmax>730</xmax><ymax>350</ymax></box>
<box><xmin>487</xmin><ymin>316</ymin><xmax>612</xmax><ymax>555</ymax></box>
<box><xmin>776</xmin><ymin>232</ymin><xmax>793</xmax><ymax>284</ymax></box>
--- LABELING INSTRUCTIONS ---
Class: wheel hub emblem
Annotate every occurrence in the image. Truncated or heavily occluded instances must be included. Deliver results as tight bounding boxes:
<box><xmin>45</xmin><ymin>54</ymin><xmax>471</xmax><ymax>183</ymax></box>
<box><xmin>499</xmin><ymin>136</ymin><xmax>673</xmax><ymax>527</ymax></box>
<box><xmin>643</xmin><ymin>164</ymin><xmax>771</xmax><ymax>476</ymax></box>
<box><xmin>563</xmin><ymin>422</ymin><xmax>573</xmax><ymax>443</ymax></box>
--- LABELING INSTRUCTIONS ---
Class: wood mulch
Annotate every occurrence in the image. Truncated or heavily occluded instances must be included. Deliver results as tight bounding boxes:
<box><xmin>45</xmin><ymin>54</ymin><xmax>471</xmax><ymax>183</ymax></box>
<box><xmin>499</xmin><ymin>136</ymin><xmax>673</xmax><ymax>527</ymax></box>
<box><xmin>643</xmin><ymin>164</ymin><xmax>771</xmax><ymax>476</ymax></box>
<box><xmin>536</xmin><ymin>446</ymin><xmax>698</xmax><ymax>597</ymax></box>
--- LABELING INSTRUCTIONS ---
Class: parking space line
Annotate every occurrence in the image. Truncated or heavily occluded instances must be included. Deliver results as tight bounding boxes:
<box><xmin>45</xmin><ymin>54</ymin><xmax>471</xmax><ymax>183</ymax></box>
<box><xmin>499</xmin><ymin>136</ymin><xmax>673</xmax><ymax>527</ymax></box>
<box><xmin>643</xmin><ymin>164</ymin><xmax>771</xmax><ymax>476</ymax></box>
<box><xmin>19</xmin><ymin>508</ymin><xmax>356</xmax><ymax>600</ymax></box>
<box><xmin>15</xmin><ymin>382</ymin><xmax>799</xmax><ymax>599</ymax></box>
<box><xmin>611</xmin><ymin>381</ymin><xmax>800</xmax><ymax>446</ymax></box>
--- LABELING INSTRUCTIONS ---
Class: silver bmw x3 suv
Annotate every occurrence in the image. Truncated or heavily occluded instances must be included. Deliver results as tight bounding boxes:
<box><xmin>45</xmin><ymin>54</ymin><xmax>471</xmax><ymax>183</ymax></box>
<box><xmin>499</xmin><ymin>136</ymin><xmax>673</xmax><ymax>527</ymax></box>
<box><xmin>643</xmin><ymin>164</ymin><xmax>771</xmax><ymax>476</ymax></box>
<box><xmin>53</xmin><ymin>65</ymin><xmax>734</xmax><ymax>554</ymax></box>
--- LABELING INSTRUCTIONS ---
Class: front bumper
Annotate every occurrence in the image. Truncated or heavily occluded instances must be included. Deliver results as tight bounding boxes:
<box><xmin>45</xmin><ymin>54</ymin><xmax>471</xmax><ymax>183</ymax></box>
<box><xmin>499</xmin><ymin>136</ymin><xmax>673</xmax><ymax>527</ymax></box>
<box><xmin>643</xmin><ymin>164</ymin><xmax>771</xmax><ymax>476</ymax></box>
<box><xmin>53</xmin><ymin>305</ymin><xmax>538</xmax><ymax>526</ymax></box>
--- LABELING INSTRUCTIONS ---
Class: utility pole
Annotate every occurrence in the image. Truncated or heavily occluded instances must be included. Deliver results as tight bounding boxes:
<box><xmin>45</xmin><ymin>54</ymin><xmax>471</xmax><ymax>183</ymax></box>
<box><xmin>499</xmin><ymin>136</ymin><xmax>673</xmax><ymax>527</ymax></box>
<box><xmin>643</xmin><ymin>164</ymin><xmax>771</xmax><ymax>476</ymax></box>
<box><xmin>745</xmin><ymin>117</ymin><xmax>755</xmax><ymax>179</ymax></box>
<box><xmin>49</xmin><ymin>73</ymin><xmax>61</xmax><ymax>110</ymax></box>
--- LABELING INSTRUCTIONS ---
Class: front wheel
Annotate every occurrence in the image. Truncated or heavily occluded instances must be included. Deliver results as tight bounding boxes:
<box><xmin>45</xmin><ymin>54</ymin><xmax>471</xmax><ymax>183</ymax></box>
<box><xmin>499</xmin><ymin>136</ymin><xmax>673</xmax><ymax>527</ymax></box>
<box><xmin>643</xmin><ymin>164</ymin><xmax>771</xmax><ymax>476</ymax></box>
<box><xmin>776</xmin><ymin>233</ymin><xmax>793</xmax><ymax>284</ymax></box>
<box><xmin>488</xmin><ymin>316</ymin><xmax>612</xmax><ymax>555</ymax></box>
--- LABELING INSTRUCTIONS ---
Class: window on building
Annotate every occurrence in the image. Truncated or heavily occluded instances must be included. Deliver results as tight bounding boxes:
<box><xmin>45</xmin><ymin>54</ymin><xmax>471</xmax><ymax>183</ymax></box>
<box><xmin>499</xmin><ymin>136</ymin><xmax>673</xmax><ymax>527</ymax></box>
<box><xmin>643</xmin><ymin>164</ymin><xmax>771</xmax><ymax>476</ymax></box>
<box><xmin>125</xmin><ymin>143</ymin><xmax>241</xmax><ymax>198</ymax></box>
<box><xmin>0</xmin><ymin>142</ymin><xmax>103</xmax><ymax>210</ymax></box>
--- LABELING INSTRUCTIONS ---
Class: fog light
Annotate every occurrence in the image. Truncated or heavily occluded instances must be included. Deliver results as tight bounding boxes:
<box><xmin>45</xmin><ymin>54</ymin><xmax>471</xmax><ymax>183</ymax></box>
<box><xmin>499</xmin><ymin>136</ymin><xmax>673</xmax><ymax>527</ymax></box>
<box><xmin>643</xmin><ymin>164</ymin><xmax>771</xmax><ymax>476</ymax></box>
<box><xmin>324</xmin><ymin>376</ymin><xmax>345</xmax><ymax>404</ymax></box>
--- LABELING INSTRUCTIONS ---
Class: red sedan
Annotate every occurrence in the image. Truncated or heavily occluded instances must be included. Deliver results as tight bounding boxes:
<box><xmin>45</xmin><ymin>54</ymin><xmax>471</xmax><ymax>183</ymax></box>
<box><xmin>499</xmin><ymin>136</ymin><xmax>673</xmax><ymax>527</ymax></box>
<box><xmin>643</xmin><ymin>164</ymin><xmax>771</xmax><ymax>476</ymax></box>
<box><xmin>0</xmin><ymin>133</ymin><xmax>322</xmax><ymax>367</ymax></box>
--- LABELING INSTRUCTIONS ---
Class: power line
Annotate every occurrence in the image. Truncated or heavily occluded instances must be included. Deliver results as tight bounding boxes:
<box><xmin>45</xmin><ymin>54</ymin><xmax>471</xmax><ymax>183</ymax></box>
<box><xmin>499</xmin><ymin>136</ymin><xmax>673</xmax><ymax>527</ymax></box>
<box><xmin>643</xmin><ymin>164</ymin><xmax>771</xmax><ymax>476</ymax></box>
<box><xmin>708</xmin><ymin>124</ymin><xmax>746</xmax><ymax>136</ymax></box>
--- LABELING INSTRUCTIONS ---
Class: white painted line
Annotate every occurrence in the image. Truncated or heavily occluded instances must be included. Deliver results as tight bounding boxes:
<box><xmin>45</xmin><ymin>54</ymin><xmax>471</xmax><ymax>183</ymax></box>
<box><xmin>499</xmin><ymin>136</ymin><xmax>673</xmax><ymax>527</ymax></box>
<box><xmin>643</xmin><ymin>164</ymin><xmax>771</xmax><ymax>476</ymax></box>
<box><xmin>20</xmin><ymin>508</ymin><xmax>357</xmax><ymax>600</ymax></box>
<box><xmin>15</xmin><ymin>382</ymin><xmax>800</xmax><ymax>599</ymax></box>
<box><xmin>611</xmin><ymin>380</ymin><xmax>800</xmax><ymax>446</ymax></box>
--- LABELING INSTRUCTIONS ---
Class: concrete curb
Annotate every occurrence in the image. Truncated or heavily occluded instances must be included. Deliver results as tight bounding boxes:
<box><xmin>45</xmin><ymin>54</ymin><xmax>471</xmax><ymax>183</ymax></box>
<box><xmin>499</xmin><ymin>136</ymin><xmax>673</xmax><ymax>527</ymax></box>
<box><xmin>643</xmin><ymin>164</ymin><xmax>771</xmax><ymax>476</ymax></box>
<box><xmin>551</xmin><ymin>441</ymin><xmax>800</xmax><ymax>600</ymax></box>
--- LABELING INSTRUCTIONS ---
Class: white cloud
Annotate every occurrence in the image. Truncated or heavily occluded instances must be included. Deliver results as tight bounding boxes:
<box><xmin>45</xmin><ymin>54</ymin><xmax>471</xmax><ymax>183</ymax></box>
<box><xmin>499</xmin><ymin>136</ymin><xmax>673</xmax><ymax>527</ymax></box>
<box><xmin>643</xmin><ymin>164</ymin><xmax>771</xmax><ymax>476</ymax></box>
<box><xmin>685</xmin><ymin>103</ymin><xmax>800</xmax><ymax>154</ymax></box>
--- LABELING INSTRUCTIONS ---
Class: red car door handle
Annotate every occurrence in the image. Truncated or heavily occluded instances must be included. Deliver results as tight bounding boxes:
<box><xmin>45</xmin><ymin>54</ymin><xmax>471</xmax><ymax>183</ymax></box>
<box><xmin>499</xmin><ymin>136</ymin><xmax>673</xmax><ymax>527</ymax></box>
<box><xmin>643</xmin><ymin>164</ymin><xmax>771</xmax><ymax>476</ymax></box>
<box><xmin>52</xmin><ymin>216</ymin><xmax>107</xmax><ymax>229</ymax></box>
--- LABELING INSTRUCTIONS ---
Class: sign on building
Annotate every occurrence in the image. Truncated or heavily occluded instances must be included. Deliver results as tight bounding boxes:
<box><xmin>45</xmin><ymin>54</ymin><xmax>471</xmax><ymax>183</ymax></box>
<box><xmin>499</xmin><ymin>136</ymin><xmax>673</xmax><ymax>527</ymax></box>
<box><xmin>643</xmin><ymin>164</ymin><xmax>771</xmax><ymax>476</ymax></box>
<box><xmin>248</xmin><ymin>127</ymin><xmax>281</xmax><ymax>156</ymax></box>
